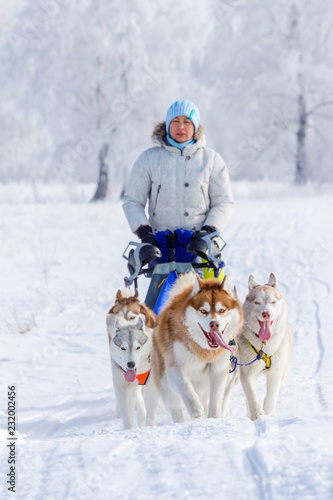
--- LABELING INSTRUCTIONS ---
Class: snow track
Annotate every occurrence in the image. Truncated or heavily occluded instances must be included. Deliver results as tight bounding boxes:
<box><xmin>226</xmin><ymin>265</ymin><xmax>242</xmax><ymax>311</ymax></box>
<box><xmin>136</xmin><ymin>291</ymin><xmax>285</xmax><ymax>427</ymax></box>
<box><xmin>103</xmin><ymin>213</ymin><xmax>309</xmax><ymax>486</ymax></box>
<box><xmin>0</xmin><ymin>189</ymin><xmax>332</xmax><ymax>499</ymax></box>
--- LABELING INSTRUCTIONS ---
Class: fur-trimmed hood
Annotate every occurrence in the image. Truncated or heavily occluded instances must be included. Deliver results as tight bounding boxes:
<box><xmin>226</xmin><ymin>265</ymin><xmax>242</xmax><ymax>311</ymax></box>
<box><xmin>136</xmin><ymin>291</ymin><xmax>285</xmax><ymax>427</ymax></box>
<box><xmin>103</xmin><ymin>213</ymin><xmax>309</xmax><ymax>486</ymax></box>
<box><xmin>152</xmin><ymin>121</ymin><xmax>205</xmax><ymax>145</ymax></box>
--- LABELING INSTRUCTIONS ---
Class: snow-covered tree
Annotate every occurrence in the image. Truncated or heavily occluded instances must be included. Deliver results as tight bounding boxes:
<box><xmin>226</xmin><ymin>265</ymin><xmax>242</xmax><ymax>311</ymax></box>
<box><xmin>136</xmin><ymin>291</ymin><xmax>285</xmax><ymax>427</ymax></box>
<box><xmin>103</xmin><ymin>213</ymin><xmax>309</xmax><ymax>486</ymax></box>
<box><xmin>0</xmin><ymin>0</ymin><xmax>332</xmax><ymax>192</ymax></box>
<box><xmin>203</xmin><ymin>0</ymin><xmax>333</xmax><ymax>184</ymax></box>
<box><xmin>0</xmin><ymin>0</ymin><xmax>211</xmax><ymax>197</ymax></box>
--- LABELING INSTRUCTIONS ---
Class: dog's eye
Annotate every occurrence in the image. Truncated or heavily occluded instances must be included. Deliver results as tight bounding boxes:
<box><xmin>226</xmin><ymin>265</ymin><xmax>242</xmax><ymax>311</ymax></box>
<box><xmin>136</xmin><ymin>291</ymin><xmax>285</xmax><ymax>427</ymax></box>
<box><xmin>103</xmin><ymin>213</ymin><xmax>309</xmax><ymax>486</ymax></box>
<box><xmin>218</xmin><ymin>308</ymin><xmax>226</xmax><ymax>314</ymax></box>
<box><xmin>271</xmin><ymin>301</ymin><xmax>277</xmax><ymax>304</ymax></box>
<box><xmin>136</xmin><ymin>346</ymin><xmax>141</xmax><ymax>350</ymax></box>
<box><xmin>254</xmin><ymin>301</ymin><xmax>260</xmax><ymax>305</ymax></box>
<box><xmin>200</xmin><ymin>309</ymin><xmax>208</xmax><ymax>315</ymax></box>
<box><xmin>121</xmin><ymin>347</ymin><xmax>126</xmax><ymax>351</ymax></box>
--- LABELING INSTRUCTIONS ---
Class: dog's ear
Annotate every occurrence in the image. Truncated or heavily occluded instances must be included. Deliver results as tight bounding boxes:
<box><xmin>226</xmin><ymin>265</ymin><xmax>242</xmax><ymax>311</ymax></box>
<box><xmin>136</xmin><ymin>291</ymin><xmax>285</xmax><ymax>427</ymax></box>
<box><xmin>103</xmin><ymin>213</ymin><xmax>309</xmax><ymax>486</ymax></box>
<box><xmin>107</xmin><ymin>304</ymin><xmax>115</xmax><ymax>315</ymax></box>
<box><xmin>267</xmin><ymin>272</ymin><xmax>277</xmax><ymax>287</ymax></box>
<box><xmin>134</xmin><ymin>288</ymin><xmax>139</xmax><ymax>299</ymax></box>
<box><xmin>116</xmin><ymin>290</ymin><xmax>123</xmax><ymax>302</ymax></box>
<box><xmin>191</xmin><ymin>274</ymin><xmax>202</xmax><ymax>296</ymax></box>
<box><xmin>221</xmin><ymin>275</ymin><xmax>233</xmax><ymax>294</ymax></box>
<box><xmin>248</xmin><ymin>275</ymin><xmax>259</xmax><ymax>290</ymax></box>
<box><xmin>140</xmin><ymin>306</ymin><xmax>157</xmax><ymax>328</ymax></box>
<box><xmin>135</xmin><ymin>315</ymin><xmax>144</xmax><ymax>330</ymax></box>
<box><xmin>106</xmin><ymin>313</ymin><xmax>115</xmax><ymax>335</ymax></box>
<box><xmin>233</xmin><ymin>285</ymin><xmax>241</xmax><ymax>303</ymax></box>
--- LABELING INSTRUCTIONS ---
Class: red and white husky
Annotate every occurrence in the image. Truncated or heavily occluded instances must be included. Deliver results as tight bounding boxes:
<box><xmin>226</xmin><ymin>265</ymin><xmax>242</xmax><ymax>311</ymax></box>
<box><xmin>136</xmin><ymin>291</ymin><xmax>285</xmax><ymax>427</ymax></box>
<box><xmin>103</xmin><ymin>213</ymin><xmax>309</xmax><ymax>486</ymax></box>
<box><xmin>146</xmin><ymin>274</ymin><xmax>243</xmax><ymax>424</ymax></box>
<box><xmin>106</xmin><ymin>288</ymin><xmax>156</xmax><ymax>342</ymax></box>
<box><xmin>237</xmin><ymin>273</ymin><xmax>293</xmax><ymax>421</ymax></box>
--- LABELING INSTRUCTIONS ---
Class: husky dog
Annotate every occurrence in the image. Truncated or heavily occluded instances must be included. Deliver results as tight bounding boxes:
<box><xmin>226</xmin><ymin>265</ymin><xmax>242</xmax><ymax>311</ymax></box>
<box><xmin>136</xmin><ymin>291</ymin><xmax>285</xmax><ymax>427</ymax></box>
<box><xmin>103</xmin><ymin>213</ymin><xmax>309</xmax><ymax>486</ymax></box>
<box><xmin>109</xmin><ymin>316</ymin><xmax>153</xmax><ymax>429</ymax></box>
<box><xmin>146</xmin><ymin>274</ymin><xmax>243</xmax><ymax>425</ymax></box>
<box><xmin>237</xmin><ymin>273</ymin><xmax>293</xmax><ymax>421</ymax></box>
<box><xmin>106</xmin><ymin>289</ymin><xmax>156</xmax><ymax>429</ymax></box>
<box><xmin>106</xmin><ymin>289</ymin><xmax>156</xmax><ymax>344</ymax></box>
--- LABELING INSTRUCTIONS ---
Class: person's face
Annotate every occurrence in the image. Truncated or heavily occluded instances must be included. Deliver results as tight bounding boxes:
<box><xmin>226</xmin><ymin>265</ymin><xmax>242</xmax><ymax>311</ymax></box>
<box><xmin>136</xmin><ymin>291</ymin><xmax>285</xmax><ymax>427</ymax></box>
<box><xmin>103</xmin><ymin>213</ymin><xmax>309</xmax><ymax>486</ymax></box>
<box><xmin>169</xmin><ymin>115</ymin><xmax>195</xmax><ymax>143</ymax></box>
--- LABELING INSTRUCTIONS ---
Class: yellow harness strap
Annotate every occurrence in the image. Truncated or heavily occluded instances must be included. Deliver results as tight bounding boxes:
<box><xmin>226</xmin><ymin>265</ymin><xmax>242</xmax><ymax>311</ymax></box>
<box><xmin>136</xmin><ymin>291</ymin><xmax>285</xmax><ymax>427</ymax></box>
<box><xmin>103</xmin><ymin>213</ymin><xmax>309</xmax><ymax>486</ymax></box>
<box><xmin>202</xmin><ymin>258</ymin><xmax>224</xmax><ymax>281</ymax></box>
<box><xmin>246</xmin><ymin>339</ymin><xmax>272</xmax><ymax>369</ymax></box>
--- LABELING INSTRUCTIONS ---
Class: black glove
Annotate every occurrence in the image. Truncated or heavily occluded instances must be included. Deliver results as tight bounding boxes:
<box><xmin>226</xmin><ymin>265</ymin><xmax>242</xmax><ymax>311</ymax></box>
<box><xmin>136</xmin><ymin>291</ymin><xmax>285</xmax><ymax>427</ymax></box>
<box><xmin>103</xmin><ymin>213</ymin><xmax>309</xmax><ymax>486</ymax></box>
<box><xmin>135</xmin><ymin>225</ymin><xmax>158</xmax><ymax>246</ymax></box>
<box><xmin>191</xmin><ymin>225</ymin><xmax>217</xmax><ymax>240</ymax></box>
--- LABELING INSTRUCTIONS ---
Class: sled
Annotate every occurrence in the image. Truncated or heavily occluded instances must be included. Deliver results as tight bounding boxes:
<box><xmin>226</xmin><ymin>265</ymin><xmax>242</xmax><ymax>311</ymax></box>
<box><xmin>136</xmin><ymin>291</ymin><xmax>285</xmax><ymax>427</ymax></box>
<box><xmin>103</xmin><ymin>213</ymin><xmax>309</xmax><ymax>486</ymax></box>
<box><xmin>123</xmin><ymin>229</ymin><xmax>226</xmax><ymax>315</ymax></box>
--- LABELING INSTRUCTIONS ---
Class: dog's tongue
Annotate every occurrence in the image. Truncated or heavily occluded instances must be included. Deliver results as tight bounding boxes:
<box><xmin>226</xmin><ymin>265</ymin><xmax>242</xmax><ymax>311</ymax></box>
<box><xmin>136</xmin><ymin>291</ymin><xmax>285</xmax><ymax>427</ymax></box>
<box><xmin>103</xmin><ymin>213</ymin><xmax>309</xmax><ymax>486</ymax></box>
<box><xmin>124</xmin><ymin>369</ymin><xmax>136</xmax><ymax>383</ymax></box>
<box><xmin>258</xmin><ymin>320</ymin><xmax>273</xmax><ymax>341</ymax></box>
<box><xmin>210</xmin><ymin>331</ymin><xmax>235</xmax><ymax>354</ymax></box>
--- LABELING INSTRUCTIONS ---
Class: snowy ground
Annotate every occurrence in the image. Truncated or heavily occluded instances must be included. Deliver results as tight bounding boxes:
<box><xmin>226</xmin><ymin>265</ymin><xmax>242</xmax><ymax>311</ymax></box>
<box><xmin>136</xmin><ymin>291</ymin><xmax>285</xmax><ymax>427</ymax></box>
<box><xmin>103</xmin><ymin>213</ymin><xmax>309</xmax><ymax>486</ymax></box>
<box><xmin>0</xmin><ymin>182</ymin><xmax>333</xmax><ymax>500</ymax></box>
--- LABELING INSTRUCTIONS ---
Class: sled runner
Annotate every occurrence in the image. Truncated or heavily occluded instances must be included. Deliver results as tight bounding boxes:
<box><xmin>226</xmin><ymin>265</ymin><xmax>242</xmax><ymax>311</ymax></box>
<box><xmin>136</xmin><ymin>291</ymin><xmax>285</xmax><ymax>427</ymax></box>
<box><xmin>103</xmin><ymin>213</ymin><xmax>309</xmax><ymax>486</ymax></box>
<box><xmin>123</xmin><ymin>229</ymin><xmax>226</xmax><ymax>315</ymax></box>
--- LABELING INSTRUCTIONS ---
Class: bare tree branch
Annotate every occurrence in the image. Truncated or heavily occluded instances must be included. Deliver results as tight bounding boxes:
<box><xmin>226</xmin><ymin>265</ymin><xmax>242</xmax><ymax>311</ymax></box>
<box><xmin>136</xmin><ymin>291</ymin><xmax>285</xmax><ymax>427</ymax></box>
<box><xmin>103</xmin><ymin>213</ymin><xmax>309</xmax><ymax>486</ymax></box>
<box><xmin>308</xmin><ymin>124</ymin><xmax>329</xmax><ymax>144</ymax></box>
<box><xmin>311</xmin><ymin>112</ymin><xmax>333</xmax><ymax>121</ymax></box>
<box><xmin>307</xmin><ymin>100</ymin><xmax>333</xmax><ymax>116</ymax></box>
<box><xmin>312</xmin><ymin>23</ymin><xmax>333</xmax><ymax>56</ymax></box>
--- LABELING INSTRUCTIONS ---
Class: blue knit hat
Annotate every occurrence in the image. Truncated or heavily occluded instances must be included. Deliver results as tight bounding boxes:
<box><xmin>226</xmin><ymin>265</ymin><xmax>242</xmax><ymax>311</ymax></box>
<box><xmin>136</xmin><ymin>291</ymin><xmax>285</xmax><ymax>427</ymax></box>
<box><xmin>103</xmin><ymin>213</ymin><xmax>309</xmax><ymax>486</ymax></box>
<box><xmin>166</xmin><ymin>100</ymin><xmax>200</xmax><ymax>133</ymax></box>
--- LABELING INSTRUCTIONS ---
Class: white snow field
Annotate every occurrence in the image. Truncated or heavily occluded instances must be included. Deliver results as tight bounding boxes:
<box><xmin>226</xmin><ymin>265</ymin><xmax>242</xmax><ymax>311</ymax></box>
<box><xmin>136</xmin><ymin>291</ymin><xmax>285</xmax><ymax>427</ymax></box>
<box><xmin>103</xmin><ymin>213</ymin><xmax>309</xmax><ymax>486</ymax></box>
<box><xmin>0</xmin><ymin>182</ymin><xmax>333</xmax><ymax>500</ymax></box>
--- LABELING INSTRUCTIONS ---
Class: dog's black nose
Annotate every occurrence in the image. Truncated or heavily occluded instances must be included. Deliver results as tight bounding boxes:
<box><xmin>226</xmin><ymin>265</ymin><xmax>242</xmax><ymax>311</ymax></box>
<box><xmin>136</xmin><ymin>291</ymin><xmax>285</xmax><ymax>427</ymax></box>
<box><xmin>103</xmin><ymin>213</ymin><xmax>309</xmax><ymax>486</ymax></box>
<box><xmin>127</xmin><ymin>361</ymin><xmax>135</xmax><ymax>369</ymax></box>
<box><xmin>209</xmin><ymin>320</ymin><xmax>219</xmax><ymax>331</ymax></box>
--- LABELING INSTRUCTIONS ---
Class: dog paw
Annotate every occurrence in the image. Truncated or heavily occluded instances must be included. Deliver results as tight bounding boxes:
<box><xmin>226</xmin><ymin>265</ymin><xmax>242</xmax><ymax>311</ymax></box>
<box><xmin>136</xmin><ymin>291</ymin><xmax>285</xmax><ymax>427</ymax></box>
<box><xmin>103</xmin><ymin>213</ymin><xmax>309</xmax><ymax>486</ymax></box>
<box><xmin>208</xmin><ymin>411</ymin><xmax>220</xmax><ymax>419</ymax></box>
<box><xmin>190</xmin><ymin>401</ymin><xmax>205</xmax><ymax>419</ymax></box>
<box><xmin>145</xmin><ymin>418</ymin><xmax>156</xmax><ymax>427</ymax></box>
<box><xmin>263</xmin><ymin>400</ymin><xmax>276</xmax><ymax>415</ymax></box>
<box><xmin>263</xmin><ymin>406</ymin><xmax>275</xmax><ymax>416</ymax></box>
<box><xmin>221</xmin><ymin>407</ymin><xmax>230</xmax><ymax>419</ymax></box>
<box><xmin>249</xmin><ymin>405</ymin><xmax>265</xmax><ymax>421</ymax></box>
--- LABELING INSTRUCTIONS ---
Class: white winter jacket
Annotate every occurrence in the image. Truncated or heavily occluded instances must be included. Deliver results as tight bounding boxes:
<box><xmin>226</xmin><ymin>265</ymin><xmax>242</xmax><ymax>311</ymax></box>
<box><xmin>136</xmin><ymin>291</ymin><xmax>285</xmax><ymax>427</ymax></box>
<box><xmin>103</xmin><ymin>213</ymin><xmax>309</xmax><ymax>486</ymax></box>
<box><xmin>122</xmin><ymin>122</ymin><xmax>234</xmax><ymax>235</ymax></box>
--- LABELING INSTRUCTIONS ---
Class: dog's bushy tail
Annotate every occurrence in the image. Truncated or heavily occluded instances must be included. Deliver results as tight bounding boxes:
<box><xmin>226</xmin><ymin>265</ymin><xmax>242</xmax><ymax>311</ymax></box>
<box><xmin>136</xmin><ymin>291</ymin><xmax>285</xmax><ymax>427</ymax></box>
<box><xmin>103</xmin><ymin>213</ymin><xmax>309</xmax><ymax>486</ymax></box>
<box><xmin>165</xmin><ymin>272</ymin><xmax>196</xmax><ymax>304</ymax></box>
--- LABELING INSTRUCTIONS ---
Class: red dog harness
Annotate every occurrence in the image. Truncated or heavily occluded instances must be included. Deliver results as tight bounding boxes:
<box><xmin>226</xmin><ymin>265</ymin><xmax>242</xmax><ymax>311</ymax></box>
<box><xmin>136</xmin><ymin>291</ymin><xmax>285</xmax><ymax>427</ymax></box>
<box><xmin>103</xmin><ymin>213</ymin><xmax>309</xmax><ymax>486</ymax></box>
<box><xmin>136</xmin><ymin>370</ymin><xmax>150</xmax><ymax>385</ymax></box>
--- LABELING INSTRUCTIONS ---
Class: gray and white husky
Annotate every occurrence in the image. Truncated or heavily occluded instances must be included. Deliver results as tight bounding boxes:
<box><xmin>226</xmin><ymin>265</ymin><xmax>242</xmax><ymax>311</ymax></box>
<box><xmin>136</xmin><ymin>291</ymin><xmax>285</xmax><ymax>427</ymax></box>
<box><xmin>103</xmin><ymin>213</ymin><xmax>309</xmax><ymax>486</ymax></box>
<box><xmin>109</xmin><ymin>316</ymin><xmax>152</xmax><ymax>429</ymax></box>
<box><xmin>237</xmin><ymin>273</ymin><xmax>293</xmax><ymax>421</ymax></box>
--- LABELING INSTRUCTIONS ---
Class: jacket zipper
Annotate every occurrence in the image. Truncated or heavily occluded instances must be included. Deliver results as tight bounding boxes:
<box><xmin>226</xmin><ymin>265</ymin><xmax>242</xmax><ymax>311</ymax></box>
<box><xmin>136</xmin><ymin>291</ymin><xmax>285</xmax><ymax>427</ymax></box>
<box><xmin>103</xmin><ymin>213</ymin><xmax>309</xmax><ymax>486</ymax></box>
<box><xmin>153</xmin><ymin>184</ymin><xmax>161</xmax><ymax>216</ymax></box>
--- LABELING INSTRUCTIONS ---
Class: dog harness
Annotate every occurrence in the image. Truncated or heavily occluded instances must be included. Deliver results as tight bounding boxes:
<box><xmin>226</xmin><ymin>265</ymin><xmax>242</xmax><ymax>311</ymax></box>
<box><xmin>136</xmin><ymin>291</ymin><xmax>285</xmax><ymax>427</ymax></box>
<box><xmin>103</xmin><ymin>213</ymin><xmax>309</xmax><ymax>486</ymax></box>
<box><xmin>136</xmin><ymin>370</ymin><xmax>150</xmax><ymax>385</ymax></box>
<box><xmin>246</xmin><ymin>339</ymin><xmax>273</xmax><ymax>369</ymax></box>
<box><xmin>229</xmin><ymin>339</ymin><xmax>278</xmax><ymax>373</ymax></box>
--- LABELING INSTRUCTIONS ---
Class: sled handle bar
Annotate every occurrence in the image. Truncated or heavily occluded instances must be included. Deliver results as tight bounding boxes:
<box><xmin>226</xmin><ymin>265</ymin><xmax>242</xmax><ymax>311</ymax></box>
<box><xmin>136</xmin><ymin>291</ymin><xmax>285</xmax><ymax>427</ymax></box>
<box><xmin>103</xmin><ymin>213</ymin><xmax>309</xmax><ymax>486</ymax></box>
<box><xmin>200</xmin><ymin>231</ymin><xmax>226</xmax><ymax>263</ymax></box>
<box><xmin>122</xmin><ymin>241</ymin><xmax>144</xmax><ymax>284</ymax></box>
<box><xmin>123</xmin><ymin>234</ymin><xmax>226</xmax><ymax>285</ymax></box>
